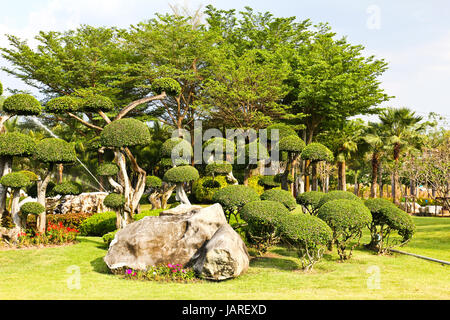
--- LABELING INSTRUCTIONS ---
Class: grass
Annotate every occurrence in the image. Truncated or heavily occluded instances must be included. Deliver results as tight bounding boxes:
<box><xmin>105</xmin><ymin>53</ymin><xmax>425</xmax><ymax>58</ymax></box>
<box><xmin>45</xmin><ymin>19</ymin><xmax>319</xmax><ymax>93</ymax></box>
<box><xmin>0</xmin><ymin>216</ymin><xmax>448</xmax><ymax>300</ymax></box>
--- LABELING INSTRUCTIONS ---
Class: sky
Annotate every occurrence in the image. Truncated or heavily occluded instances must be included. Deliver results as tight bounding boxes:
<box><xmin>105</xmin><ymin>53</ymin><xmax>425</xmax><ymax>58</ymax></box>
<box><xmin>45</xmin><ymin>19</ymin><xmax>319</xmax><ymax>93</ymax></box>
<box><xmin>0</xmin><ymin>0</ymin><xmax>449</xmax><ymax>126</ymax></box>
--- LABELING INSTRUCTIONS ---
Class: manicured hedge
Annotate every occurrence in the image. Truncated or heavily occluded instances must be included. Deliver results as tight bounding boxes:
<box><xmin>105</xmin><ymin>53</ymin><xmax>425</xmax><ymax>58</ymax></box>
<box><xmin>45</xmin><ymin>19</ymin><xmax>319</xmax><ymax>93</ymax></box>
<box><xmin>160</xmin><ymin>137</ymin><xmax>192</xmax><ymax>159</ymax></box>
<box><xmin>35</xmin><ymin>138</ymin><xmax>77</xmax><ymax>163</ymax></box>
<box><xmin>79</xmin><ymin>211</ymin><xmax>116</xmax><ymax>236</ymax></box>
<box><xmin>145</xmin><ymin>175</ymin><xmax>162</xmax><ymax>188</ymax></box>
<box><xmin>0</xmin><ymin>132</ymin><xmax>36</xmax><ymax>157</ymax></box>
<box><xmin>203</xmin><ymin>137</ymin><xmax>236</xmax><ymax>156</ymax></box>
<box><xmin>260</xmin><ymin>189</ymin><xmax>297</xmax><ymax>211</ymax></box>
<box><xmin>317</xmin><ymin>190</ymin><xmax>362</xmax><ymax>208</ymax></box>
<box><xmin>279</xmin><ymin>135</ymin><xmax>305</xmax><ymax>153</ymax></box>
<box><xmin>212</xmin><ymin>185</ymin><xmax>260</xmax><ymax>212</ymax></box>
<box><xmin>53</xmin><ymin>181</ymin><xmax>83</xmax><ymax>195</ymax></box>
<box><xmin>20</xmin><ymin>202</ymin><xmax>45</xmax><ymax>216</ymax></box>
<box><xmin>265</xmin><ymin>123</ymin><xmax>297</xmax><ymax>141</ymax></box>
<box><xmin>151</xmin><ymin>78</ymin><xmax>181</xmax><ymax>96</ymax></box>
<box><xmin>2</xmin><ymin>93</ymin><xmax>41</xmax><ymax>115</ymax></box>
<box><xmin>103</xmin><ymin>193</ymin><xmax>126</xmax><ymax>209</ymax></box>
<box><xmin>0</xmin><ymin>172</ymin><xmax>31</xmax><ymax>189</ymax></box>
<box><xmin>79</xmin><ymin>95</ymin><xmax>114</xmax><ymax>112</ymax></box>
<box><xmin>301</xmin><ymin>142</ymin><xmax>334</xmax><ymax>162</ymax></box>
<box><xmin>205</xmin><ymin>161</ymin><xmax>233</xmax><ymax>176</ymax></box>
<box><xmin>296</xmin><ymin>191</ymin><xmax>326</xmax><ymax>215</ymax></box>
<box><xmin>100</xmin><ymin>118</ymin><xmax>151</xmax><ymax>148</ymax></box>
<box><xmin>258</xmin><ymin>175</ymin><xmax>280</xmax><ymax>189</ymax></box>
<box><xmin>46</xmin><ymin>96</ymin><xmax>81</xmax><ymax>113</ymax></box>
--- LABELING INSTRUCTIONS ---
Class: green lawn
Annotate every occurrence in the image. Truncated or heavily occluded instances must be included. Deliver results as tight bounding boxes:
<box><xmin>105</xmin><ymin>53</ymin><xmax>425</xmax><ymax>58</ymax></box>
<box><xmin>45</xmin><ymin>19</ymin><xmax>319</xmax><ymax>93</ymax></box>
<box><xmin>0</xmin><ymin>216</ymin><xmax>448</xmax><ymax>300</ymax></box>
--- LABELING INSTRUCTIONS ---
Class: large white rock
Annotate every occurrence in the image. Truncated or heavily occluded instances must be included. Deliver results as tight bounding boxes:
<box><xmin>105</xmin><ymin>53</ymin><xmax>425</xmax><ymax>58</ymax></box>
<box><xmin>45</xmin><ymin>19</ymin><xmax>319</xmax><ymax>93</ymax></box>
<box><xmin>46</xmin><ymin>192</ymin><xmax>109</xmax><ymax>214</ymax></box>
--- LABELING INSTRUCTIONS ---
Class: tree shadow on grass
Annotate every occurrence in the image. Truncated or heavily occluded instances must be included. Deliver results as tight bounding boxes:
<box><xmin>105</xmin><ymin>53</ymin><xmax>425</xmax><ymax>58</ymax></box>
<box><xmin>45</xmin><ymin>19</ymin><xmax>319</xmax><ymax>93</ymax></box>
<box><xmin>250</xmin><ymin>256</ymin><xmax>299</xmax><ymax>271</ymax></box>
<box><xmin>78</xmin><ymin>237</ymin><xmax>109</xmax><ymax>250</ymax></box>
<box><xmin>90</xmin><ymin>256</ymin><xmax>111</xmax><ymax>274</ymax></box>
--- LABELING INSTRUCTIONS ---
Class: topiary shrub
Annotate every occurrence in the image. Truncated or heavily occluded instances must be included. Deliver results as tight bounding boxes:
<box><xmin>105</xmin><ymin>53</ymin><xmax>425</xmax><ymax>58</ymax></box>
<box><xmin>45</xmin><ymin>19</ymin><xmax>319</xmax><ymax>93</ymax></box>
<box><xmin>296</xmin><ymin>191</ymin><xmax>326</xmax><ymax>215</ymax></box>
<box><xmin>100</xmin><ymin>118</ymin><xmax>151</xmax><ymax>148</ymax></box>
<box><xmin>277</xmin><ymin>213</ymin><xmax>333</xmax><ymax>271</ymax></box>
<box><xmin>79</xmin><ymin>211</ymin><xmax>116</xmax><ymax>236</ymax></box>
<box><xmin>203</xmin><ymin>137</ymin><xmax>236</xmax><ymax>161</ymax></box>
<box><xmin>205</xmin><ymin>161</ymin><xmax>233</xmax><ymax>176</ymax></box>
<box><xmin>97</xmin><ymin>163</ymin><xmax>119</xmax><ymax>176</ymax></box>
<box><xmin>161</xmin><ymin>137</ymin><xmax>192</xmax><ymax>161</ymax></box>
<box><xmin>212</xmin><ymin>185</ymin><xmax>260</xmax><ymax>222</ymax></box>
<box><xmin>35</xmin><ymin>138</ymin><xmax>77</xmax><ymax>163</ymax></box>
<box><xmin>103</xmin><ymin>193</ymin><xmax>126</xmax><ymax>209</ymax></box>
<box><xmin>20</xmin><ymin>202</ymin><xmax>45</xmax><ymax>216</ymax></box>
<box><xmin>265</xmin><ymin>123</ymin><xmax>297</xmax><ymax>141</ymax></box>
<box><xmin>192</xmin><ymin>176</ymin><xmax>229</xmax><ymax>203</ymax></box>
<box><xmin>18</xmin><ymin>170</ymin><xmax>39</xmax><ymax>182</ymax></box>
<box><xmin>0</xmin><ymin>132</ymin><xmax>36</xmax><ymax>157</ymax></box>
<box><xmin>163</xmin><ymin>165</ymin><xmax>199</xmax><ymax>205</ymax></box>
<box><xmin>261</xmin><ymin>189</ymin><xmax>297</xmax><ymax>211</ymax></box>
<box><xmin>79</xmin><ymin>95</ymin><xmax>114</xmax><ymax>112</ymax></box>
<box><xmin>317</xmin><ymin>190</ymin><xmax>362</xmax><ymax>208</ymax></box>
<box><xmin>46</xmin><ymin>96</ymin><xmax>81</xmax><ymax>113</ymax></box>
<box><xmin>53</xmin><ymin>181</ymin><xmax>83</xmax><ymax>196</ymax></box>
<box><xmin>151</xmin><ymin>78</ymin><xmax>181</xmax><ymax>96</ymax></box>
<box><xmin>258</xmin><ymin>175</ymin><xmax>280</xmax><ymax>189</ymax></box>
<box><xmin>317</xmin><ymin>199</ymin><xmax>372</xmax><ymax>260</ymax></box>
<box><xmin>364</xmin><ymin>198</ymin><xmax>415</xmax><ymax>253</ymax></box>
<box><xmin>0</xmin><ymin>172</ymin><xmax>31</xmax><ymax>189</ymax></box>
<box><xmin>145</xmin><ymin>175</ymin><xmax>162</xmax><ymax>188</ymax></box>
<box><xmin>2</xmin><ymin>93</ymin><xmax>41</xmax><ymax>115</ymax></box>
<box><xmin>279</xmin><ymin>135</ymin><xmax>305</xmax><ymax>153</ymax></box>
<box><xmin>301</xmin><ymin>143</ymin><xmax>334</xmax><ymax>162</ymax></box>
<box><xmin>102</xmin><ymin>230</ymin><xmax>118</xmax><ymax>247</ymax></box>
<box><xmin>240</xmin><ymin>200</ymin><xmax>290</xmax><ymax>254</ymax></box>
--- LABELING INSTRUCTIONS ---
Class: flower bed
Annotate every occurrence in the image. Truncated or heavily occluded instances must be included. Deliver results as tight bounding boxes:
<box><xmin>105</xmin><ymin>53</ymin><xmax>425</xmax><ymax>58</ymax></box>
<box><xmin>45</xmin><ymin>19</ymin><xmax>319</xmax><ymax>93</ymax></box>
<box><xmin>121</xmin><ymin>263</ymin><xmax>199</xmax><ymax>283</ymax></box>
<box><xmin>16</xmin><ymin>222</ymin><xmax>79</xmax><ymax>247</ymax></box>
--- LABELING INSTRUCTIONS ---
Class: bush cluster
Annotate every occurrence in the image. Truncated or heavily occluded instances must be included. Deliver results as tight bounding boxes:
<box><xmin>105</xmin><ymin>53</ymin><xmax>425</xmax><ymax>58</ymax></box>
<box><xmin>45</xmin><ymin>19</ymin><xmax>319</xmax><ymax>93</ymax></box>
<box><xmin>296</xmin><ymin>191</ymin><xmax>325</xmax><ymax>215</ymax></box>
<box><xmin>317</xmin><ymin>190</ymin><xmax>361</xmax><ymax>208</ymax></box>
<box><xmin>258</xmin><ymin>175</ymin><xmax>280</xmax><ymax>189</ymax></box>
<box><xmin>0</xmin><ymin>132</ymin><xmax>36</xmax><ymax>157</ymax></box>
<box><xmin>103</xmin><ymin>193</ymin><xmax>126</xmax><ymax>209</ymax></box>
<box><xmin>79</xmin><ymin>211</ymin><xmax>116</xmax><ymax>236</ymax></box>
<box><xmin>100</xmin><ymin>118</ymin><xmax>151</xmax><ymax>148</ymax></box>
<box><xmin>2</xmin><ymin>94</ymin><xmax>41</xmax><ymax>115</ymax></box>
<box><xmin>0</xmin><ymin>172</ymin><xmax>32</xmax><ymax>189</ymax></box>
<box><xmin>163</xmin><ymin>165</ymin><xmax>199</xmax><ymax>183</ymax></box>
<box><xmin>145</xmin><ymin>175</ymin><xmax>163</xmax><ymax>188</ymax></box>
<box><xmin>46</xmin><ymin>96</ymin><xmax>81</xmax><ymax>113</ymax></box>
<box><xmin>301</xmin><ymin>142</ymin><xmax>334</xmax><ymax>162</ymax></box>
<box><xmin>265</xmin><ymin>123</ymin><xmax>297</xmax><ymax>141</ymax></box>
<box><xmin>192</xmin><ymin>176</ymin><xmax>229</xmax><ymax>203</ymax></box>
<box><xmin>205</xmin><ymin>161</ymin><xmax>233</xmax><ymax>176</ymax></box>
<box><xmin>79</xmin><ymin>95</ymin><xmax>114</xmax><ymax>112</ymax></box>
<box><xmin>35</xmin><ymin>138</ymin><xmax>77</xmax><ymax>164</ymax></box>
<box><xmin>20</xmin><ymin>202</ymin><xmax>45</xmax><ymax>216</ymax></box>
<box><xmin>212</xmin><ymin>185</ymin><xmax>260</xmax><ymax>221</ymax></box>
<box><xmin>260</xmin><ymin>189</ymin><xmax>297</xmax><ymax>211</ymax></box>
<box><xmin>53</xmin><ymin>181</ymin><xmax>83</xmax><ymax>195</ymax></box>
<box><xmin>278</xmin><ymin>135</ymin><xmax>305</xmax><ymax>153</ymax></box>
<box><xmin>160</xmin><ymin>137</ymin><xmax>192</xmax><ymax>159</ymax></box>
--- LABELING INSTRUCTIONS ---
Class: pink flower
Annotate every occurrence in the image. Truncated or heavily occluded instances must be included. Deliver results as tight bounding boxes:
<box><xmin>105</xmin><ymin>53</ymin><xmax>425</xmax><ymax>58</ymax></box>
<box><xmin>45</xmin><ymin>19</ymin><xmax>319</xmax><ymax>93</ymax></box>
<box><xmin>168</xmin><ymin>264</ymin><xmax>173</xmax><ymax>268</ymax></box>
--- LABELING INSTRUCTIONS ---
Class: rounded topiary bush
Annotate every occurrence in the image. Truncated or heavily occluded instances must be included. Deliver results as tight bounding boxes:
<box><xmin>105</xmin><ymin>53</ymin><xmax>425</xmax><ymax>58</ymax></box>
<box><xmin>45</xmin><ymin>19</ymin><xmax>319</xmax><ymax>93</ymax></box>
<box><xmin>79</xmin><ymin>211</ymin><xmax>116</xmax><ymax>236</ymax></box>
<box><xmin>377</xmin><ymin>206</ymin><xmax>415</xmax><ymax>244</ymax></box>
<box><xmin>205</xmin><ymin>161</ymin><xmax>233</xmax><ymax>176</ymax></box>
<box><xmin>258</xmin><ymin>175</ymin><xmax>281</xmax><ymax>189</ymax></box>
<box><xmin>2</xmin><ymin>93</ymin><xmax>41</xmax><ymax>115</ymax></box>
<box><xmin>145</xmin><ymin>175</ymin><xmax>162</xmax><ymax>188</ymax></box>
<box><xmin>35</xmin><ymin>138</ymin><xmax>77</xmax><ymax>163</ymax></box>
<box><xmin>265</xmin><ymin>123</ymin><xmax>297</xmax><ymax>141</ymax></box>
<box><xmin>297</xmin><ymin>191</ymin><xmax>326</xmax><ymax>215</ymax></box>
<box><xmin>103</xmin><ymin>193</ymin><xmax>126</xmax><ymax>209</ymax></box>
<box><xmin>317</xmin><ymin>199</ymin><xmax>372</xmax><ymax>260</ymax></box>
<box><xmin>18</xmin><ymin>170</ymin><xmax>39</xmax><ymax>182</ymax></box>
<box><xmin>279</xmin><ymin>135</ymin><xmax>305</xmax><ymax>153</ymax></box>
<box><xmin>318</xmin><ymin>190</ymin><xmax>362</xmax><ymax>208</ymax></box>
<box><xmin>53</xmin><ymin>181</ymin><xmax>83</xmax><ymax>196</ymax></box>
<box><xmin>97</xmin><ymin>163</ymin><xmax>119</xmax><ymax>176</ymax></box>
<box><xmin>192</xmin><ymin>176</ymin><xmax>229</xmax><ymax>203</ymax></box>
<box><xmin>278</xmin><ymin>213</ymin><xmax>333</xmax><ymax>270</ymax></box>
<box><xmin>203</xmin><ymin>137</ymin><xmax>236</xmax><ymax>156</ymax></box>
<box><xmin>0</xmin><ymin>132</ymin><xmax>36</xmax><ymax>157</ymax></box>
<box><xmin>20</xmin><ymin>202</ymin><xmax>45</xmax><ymax>216</ymax></box>
<box><xmin>79</xmin><ymin>95</ymin><xmax>114</xmax><ymax>112</ymax></box>
<box><xmin>100</xmin><ymin>118</ymin><xmax>151</xmax><ymax>148</ymax></box>
<box><xmin>260</xmin><ymin>189</ymin><xmax>297</xmax><ymax>211</ymax></box>
<box><xmin>161</xmin><ymin>137</ymin><xmax>192</xmax><ymax>159</ymax></box>
<box><xmin>151</xmin><ymin>78</ymin><xmax>181</xmax><ymax>96</ymax></box>
<box><xmin>240</xmin><ymin>200</ymin><xmax>290</xmax><ymax>253</ymax></box>
<box><xmin>46</xmin><ymin>96</ymin><xmax>81</xmax><ymax>113</ymax></box>
<box><xmin>0</xmin><ymin>172</ymin><xmax>32</xmax><ymax>188</ymax></box>
<box><xmin>301</xmin><ymin>142</ymin><xmax>334</xmax><ymax>162</ymax></box>
<box><xmin>212</xmin><ymin>184</ymin><xmax>260</xmax><ymax>220</ymax></box>
<box><xmin>163</xmin><ymin>165</ymin><xmax>199</xmax><ymax>184</ymax></box>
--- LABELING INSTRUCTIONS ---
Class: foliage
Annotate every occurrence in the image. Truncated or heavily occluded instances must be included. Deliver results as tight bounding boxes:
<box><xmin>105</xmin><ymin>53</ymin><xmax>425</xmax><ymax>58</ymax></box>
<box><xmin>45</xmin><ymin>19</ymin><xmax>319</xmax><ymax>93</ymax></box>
<box><xmin>260</xmin><ymin>189</ymin><xmax>297</xmax><ymax>211</ymax></box>
<box><xmin>300</xmin><ymin>142</ymin><xmax>334</xmax><ymax>162</ymax></box>
<box><xmin>26</xmin><ymin>181</ymin><xmax>56</xmax><ymax>199</ymax></box>
<box><xmin>247</xmin><ymin>175</ymin><xmax>265</xmax><ymax>195</ymax></box>
<box><xmin>277</xmin><ymin>213</ymin><xmax>332</xmax><ymax>271</ymax></box>
<box><xmin>0</xmin><ymin>172</ymin><xmax>31</xmax><ymax>188</ymax></box>
<box><xmin>202</xmin><ymin>179</ymin><xmax>221</xmax><ymax>189</ymax></box>
<box><xmin>192</xmin><ymin>175</ymin><xmax>229</xmax><ymax>203</ymax></box>
<box><xmin>240</xmin><ymin>200</ymin><xmax>290</xmax><ymax>254</ymax></box>
<box><xmin>265</xmin><ymin>123</ymin><xmax>297</xmax><ymax>141</ymax></box>
<box><xmin>53</xmin><ymin>181</ymin><xmax>83</xmax><ymax>195</ymax></box>
<box><xmin>212</xmin><ymin>184</ymin><xmax>260</xmax><ymax>221</ymax></box>
<box><xmin>0</xmin><ymin>132</ymin><xmax>36</xmax><ymax>157</ymax></box>
<box><xmin>20</xmin><ymin>202</ymin><xmax>45</xmax><ymax>216</ymax></box>
<box><xmin>258</xmin><ymin>175</ymin><xmax>280</xmax><ymax>189</ymax></box>
<box><xmin>145</xmin><ymin>175</ymin><xmax>162</xmax><ymax>188</ymax></box>
<box><xmin>2</xmin><ymin>93</ymin><xmax>41</xmax><ymax>115</ymax></box>
<box><xmin>296</xmin><ymin>191</ymin><xmax>325</xmax><ymax>215</ymax></box>
<box><xmin>79</xmin><ymin>95</ymin><xmax>114</xmax><ymax>112</ymax></box>
<box><xmin>45</xmin><ymin>96</ymin><xmax>81</xmax><ymax>113</ymax></box>
<box><xmin>16</xmin><ymin>222</ymin><xmax>78</xmax><ymax>247</ymax></box>
<box><xmin>151</xmin><ymin>78</ymin><xmax>181</xmax><ymax>96</ymax></box>
<box><xmin>203</xmin><ymin>137</ymin><xmax>236</xmax><ymax>160</ymax></box>
<box><xmin>102</xmin><ymin>230</ymin><xmax>118</xmax><ymax>246</ymax></box>
<box><xmin>97</xmin><ymin>163</ymin><xmax>119</xmax><ymax>176</ymax></box>
<box><xmin>103</xmin><ymin>193</ymin><xmax>126</xmax><ymax>209</ymax></box>
<box><xmin>34</xmin><ymin>138</ymin><xmax>77</xmax><ymax>164</ymax></box>
<box><xmin>100</xmin><ymin>118</ymin><xmax>151</xmax><ymax>148</ymax></box>
<box><xmin>0</xmin><ymin>80</ymin><xmax>2</xmax><ymax>96</ymax></box>
<box><xmin>79</xmin><ymin>211</ymin><xmax>116</xmax><ymax>236</ymax></box>
<box><xmin>45</xmin><ymin>212</ymin><xmax>94</xmax><ymax>230</ymax></box>
<box><xmin>18</xmin><ymin>170</ymin><xmax>39</xmax><ymax>181</ymax></box>
<box><xmin>279</xmin><ymin>135</ymin><xmax>305</xmax><ymax>153</ymax></box>
<box><xmin>317</xmin><ymin>190</ymin><xmax>361</xmax><ymax>208</ymax></box>
<box><xmin>163</xmin><ymin>165</ymin><xmax>199</xmax><ymax>183</ymax></box>
<box><xmin>205</xmin><ymin>161</ymin><xmax>232</xmax><ymax>176</ymax></box>
<box><xmin>317</xmin><ymin>199</ymin><xmax>372</xmax><ymax>260</ymax></box>
<box><xmin>160</xmin><ymin>137</ymin><xmax>193</xmax><ymax>159</ymax></box>
<box><xmin>121</xmin><ymin>264</ymin><xmax>198</xmax><ymax>283</ymax></box>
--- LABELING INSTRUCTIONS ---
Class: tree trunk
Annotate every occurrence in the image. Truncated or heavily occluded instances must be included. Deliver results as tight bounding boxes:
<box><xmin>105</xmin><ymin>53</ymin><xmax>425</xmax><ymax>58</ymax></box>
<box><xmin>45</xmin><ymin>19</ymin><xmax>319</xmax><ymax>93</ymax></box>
<box><xmin>57</xmin><ymin>164</ymin><xmax>63</xmax><ymax>183</ymax></box>
<box><xmin>148</xmin><ymin>192</ymin><xmax>162</xmax><ymax>210</ymax></box>
<box><xmin>175</xmin><ymin>183</ymin><xmax>190</xmax><ymax>205</ymax></box>
<box><xmin>311</xmin><ymin>162</ymin><xmax>318</xmax><ymax>191</ymax></box>
<box><xmin>304</xmin><ymin>160</ymin><xmax>311</xmax><ymax>192</ymax></box>
<box><xmin>37</xmin><ymin>167</ymin><xmax>54</xmax><ymax>233</ymax></box>
<box><xmin>337</xmin><ymin>161</ymin><xmax>346</xmax><ymax>191</ymax></box>
<box><xmin>10</xmin><ymin>189</ymin><xmax>23</xmax><ymax>230</ymax></box>
<box><xmin>0</xmin><ymin>157</ymin><xmax>12</xmax><ymax>222</ymax></box>
<box><xmin>370</xmin><ymin>152</ymin><xmax>379</xmax><ymax>198</ymax></box>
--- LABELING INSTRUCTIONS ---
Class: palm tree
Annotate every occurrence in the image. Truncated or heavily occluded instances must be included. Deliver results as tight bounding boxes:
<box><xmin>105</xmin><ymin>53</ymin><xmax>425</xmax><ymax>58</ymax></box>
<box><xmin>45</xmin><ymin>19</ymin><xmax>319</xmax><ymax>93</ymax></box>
<box><xmin>379</xmin><ymin>107</ymin><xmax>425</xmax><ymax>204</ymax></box>
<box><xmin>363</xmin><ymin>122</ymin><xmax>385</xmax><ymax>198</ymax></box>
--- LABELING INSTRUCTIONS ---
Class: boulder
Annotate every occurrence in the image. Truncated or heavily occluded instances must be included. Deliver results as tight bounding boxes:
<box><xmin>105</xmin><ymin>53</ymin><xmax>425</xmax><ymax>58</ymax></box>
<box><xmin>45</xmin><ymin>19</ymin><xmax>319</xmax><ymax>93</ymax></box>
<box><xmin>46</xmin><ymin>192</ymin><xmax>109</xmax><ymax>214</ymax></box>
<box><xmin>192</xmin><ymin>224</ymin><xmax>250</xmax><ymax>281</ymax></box>
<box><xmin>160</xmin><ymin>203</ymin><xmax>202</xmax><ymax>216</ymax></box>
<box><xmin>104</xmin><ymin>203</ymin><xmax>228</xmax><ymax>273</ymax></box>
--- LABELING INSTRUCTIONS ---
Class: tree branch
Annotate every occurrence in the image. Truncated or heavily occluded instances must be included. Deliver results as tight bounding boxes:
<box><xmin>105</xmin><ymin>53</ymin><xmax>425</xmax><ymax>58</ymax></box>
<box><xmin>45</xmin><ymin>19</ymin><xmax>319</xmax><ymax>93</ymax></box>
<box><xmin>114</xmin><ymin>93</ymin><xmax>167</xmax><ymax>121</ymax></box>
